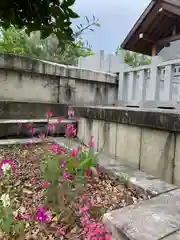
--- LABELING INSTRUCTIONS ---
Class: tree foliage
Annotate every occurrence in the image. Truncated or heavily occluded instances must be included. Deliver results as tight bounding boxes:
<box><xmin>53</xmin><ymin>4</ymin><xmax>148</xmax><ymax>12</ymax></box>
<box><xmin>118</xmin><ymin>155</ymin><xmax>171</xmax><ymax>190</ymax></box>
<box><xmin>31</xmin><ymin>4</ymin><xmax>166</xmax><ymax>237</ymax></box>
<box><xmin>116</xmin><ymin>45</ymin><xmax>151</xmax><ymax>67</ymax></box>
<box><xmin>0</xmin><ymin>0</ymin><xmax>79</xmax><ymax>46</ymax></box>
<box><xmin>0</xmin><ymin>16</ymin><xmax>100</xmax><ymax>65</ymax></box>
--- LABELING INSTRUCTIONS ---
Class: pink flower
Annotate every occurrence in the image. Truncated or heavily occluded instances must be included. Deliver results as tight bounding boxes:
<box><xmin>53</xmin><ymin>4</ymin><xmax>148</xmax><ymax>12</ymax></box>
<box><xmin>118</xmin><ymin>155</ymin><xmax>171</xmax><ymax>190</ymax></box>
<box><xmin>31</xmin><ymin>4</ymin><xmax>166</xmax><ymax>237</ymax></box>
<box><xmin>48</xmin><ymin>123</ymin><xmax>56</xmax><ymax>134</ymax></box>
<box><xmin>0</xmin><ymin>159</ymin><xmax>15</xmax><ymax>173</ymax></box>
<box><xmin>50</xmin><ymin>144</ymin><xmax>62</xmax><ymax>154</ymax></box>
<box><xmin>59</xmin><ymin>160</ymin><xmax>65</xmax><ymax>168</ymax></box>
<box><xmin>68</xmin><ymin>107</ymin><xmax>74</xmax><ymax>118</ymax></box>
<box><xmin>34</xmin><ymin>207</ymin><xmax>51</xmax><ymax>223</ymax></box>
<box><xmin>88</xmin><ymin>141</ymin><xmax>95</xmax><ymax>148</ymax></box>
<box><xmin>63</xmin><ymin>171</ymin><xmax>71</xmax><ymax>180</ymax></box>
<box><xmin>31</xmin><ymin>127</ymin><xmax>35</xmax><ymax>136</ymax></box>
<box><xmin>71</xmin><ymin>148</ymin><xmax>78</xmax><ymax>157</ymax></box>
<box><xmin>57</xmin><ymin>117</ymin><xmax>63</xmax><ymax>123</ymax></box>
<box><xmin>46</xmin><ymin>112</ymin><xmax>53</xmax><ymax>118</ymax></box>
<box><xmin>25</xmin><ymin>123</ymin><xmax>32</xmax><ymax>128</ymax></box>
<box><xmin>65</xmin><ymin>124</ymin><xmax>76</xmax><ymax>137</ymax></box>
<box><xmin>41</xmin><ymin>181</ymin><xmax>49</xmax><ymax>189</ymax></box>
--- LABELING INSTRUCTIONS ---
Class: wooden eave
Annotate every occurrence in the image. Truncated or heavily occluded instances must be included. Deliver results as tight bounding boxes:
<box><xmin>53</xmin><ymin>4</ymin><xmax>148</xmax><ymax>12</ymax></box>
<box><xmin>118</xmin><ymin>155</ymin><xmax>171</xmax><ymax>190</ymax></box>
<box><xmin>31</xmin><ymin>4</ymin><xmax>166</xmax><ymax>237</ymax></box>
<box><xmin>121</xmin><ymin>0</ymin><xmax>180</xmax><ymax>56</ymax></box>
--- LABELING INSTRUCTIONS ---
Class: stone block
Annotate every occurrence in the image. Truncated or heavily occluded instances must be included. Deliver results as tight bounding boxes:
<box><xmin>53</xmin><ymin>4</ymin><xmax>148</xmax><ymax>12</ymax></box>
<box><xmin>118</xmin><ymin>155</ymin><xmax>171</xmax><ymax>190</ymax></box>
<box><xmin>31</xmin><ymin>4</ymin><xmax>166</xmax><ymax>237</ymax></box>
<box><xmin>116</xmin><ymin>124</ymin><xmax>141</xmax><ymax>168</ymax></box>
<box><xmin>103</xmin><ymin>188</ymin><xmax>180</xmax><ymax>240</ymax></box>
<box><xmin>98</xmin><ymin>121</ymin><xmax>117</xmax><ymax>157</ymax></box>
<box><xmin>173</xmin><ymin>133</ymin><xmax>180</xmax><ymax>186</ymax></box>
<box><xmin>140</xmin><ymin>128</ymin><xmax>175</xmax><ymax>183</ymax></box>
<box><xmin>83</xmin><ymin>118</ymin><xmax>99</xmax><ymax>150</ymax></box>
<box><xmin>77</xmin><ymin>118</ymin><xmax>85</xmax><ymax>142</ymax></box>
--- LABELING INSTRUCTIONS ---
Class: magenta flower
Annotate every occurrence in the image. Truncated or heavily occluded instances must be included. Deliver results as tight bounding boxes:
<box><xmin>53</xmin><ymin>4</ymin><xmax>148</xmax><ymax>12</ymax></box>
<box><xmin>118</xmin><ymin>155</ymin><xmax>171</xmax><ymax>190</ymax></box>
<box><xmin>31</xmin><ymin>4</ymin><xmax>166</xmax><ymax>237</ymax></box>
<box><xmin>59</xmin><ymin>160</ymin><xmax>65</xmax><ymax>168</ymax></box>
<box><xmin>50</xmin><ymin>144</ymin><xmax>62</xmax><ymax>154</ymax></box>
<box><xmin>48</xmin><ymin>123</ymin><xmax>56</xmax><ymax>134</ymax></box>
<box><xmin>31</xmin><ymin>127</ymin><xmax>35</xmax><ymax>136</ymax></box>
<box><xmin>65</xmin><ymin>124</ymin><xmax>76</xmax><ymax>137</ymax></box>
<box><xmin>34</xmin><ymin>207</ymin><xmax>51</xmax><ymax>223</ymax></box>
<box><xmin>57</xmin><ymin>117</ymin><xmax>63</xmax><ymax>123</ymax></box>
<box><xmin>71</xmin><ymin>148</ymin><xmax>78</xmax><ymax>157</ymax></box>
<box><xmin>41</xmin><ymin>181</ymin><xmax>49</xmax><ymax>189</ymax></box>
<box><xmin>63</xmin><ymin>171</ymin><xmax>71</xmax><ymax>180</ymax></box>
<box><xmin>46</xmin><ymin>111</ymin><xmax>53</xmax><ymax>118</ymax></box>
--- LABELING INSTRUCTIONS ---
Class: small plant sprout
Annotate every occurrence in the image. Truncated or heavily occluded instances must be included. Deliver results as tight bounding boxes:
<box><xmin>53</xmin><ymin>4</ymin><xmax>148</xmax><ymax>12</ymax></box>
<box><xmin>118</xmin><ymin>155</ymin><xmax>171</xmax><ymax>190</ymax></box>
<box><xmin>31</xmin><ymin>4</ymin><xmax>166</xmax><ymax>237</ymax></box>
<box><xmin>0</xmin><ymin>193</ymin><xmax>10</xmax><ymax>207</ymax></box>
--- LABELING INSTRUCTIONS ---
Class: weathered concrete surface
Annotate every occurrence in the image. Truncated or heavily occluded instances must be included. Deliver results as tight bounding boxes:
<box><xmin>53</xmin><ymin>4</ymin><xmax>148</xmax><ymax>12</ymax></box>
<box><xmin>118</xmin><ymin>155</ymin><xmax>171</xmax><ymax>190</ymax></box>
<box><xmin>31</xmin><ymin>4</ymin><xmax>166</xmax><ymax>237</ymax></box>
<box><xmin>116</xmin><ymin>124</ymin><xmax>141</xmax><ymax>168</ymax></box>
<box><xmin>165</xmin><ymin>230</ymin><xmax>180</xmax><ymax>239</ymax></box>
<box><xmin>0</xmin><ymin>54</ymin><xmax>117</xmax><ymax>105</ymax></box>
<box><xmin>173</xmin><ymin>133</ymin><xmax>180</xmax><ymax>186</ymax></box>
<box><xmin>83</xmin><ymin>118</ymin><xmax>99</xmax><ymax>150</ymax></box>
<box><xmin>140</xmin><ymin>129</ymin><xmax>174</xmax><ymax>183</ymax></box>
<box><xmin>0</xmin><ymin>118</ymin><xmax>77</xmax><ymax>138</ymax></box>
<box><xmin>0</xmin><ymin>101</ymin><xmax>68</xmax><ymax>119</ymax></box>
<box><xmin>98</xmin><ymin>154</ymin><xmax>177</xmax><ymax>196</ymax></box>
<box><xmin>75</xmin><ymin>107</ymin><xmax>180</xmax><ymax>186</ymax></box>
<box><xmin>98</xmin><ymin>121</ymin><xmax>117</xmax><ymax>157</ymax></box>
<box><xmin>103</xmin><ymin>188</ymin><xmax>180</xmax><ymax>240</ymax></box>
<box><xmin>74</xmin><ymin>106</ymin><xmax>180</xmax><ymax>132</ymax></box>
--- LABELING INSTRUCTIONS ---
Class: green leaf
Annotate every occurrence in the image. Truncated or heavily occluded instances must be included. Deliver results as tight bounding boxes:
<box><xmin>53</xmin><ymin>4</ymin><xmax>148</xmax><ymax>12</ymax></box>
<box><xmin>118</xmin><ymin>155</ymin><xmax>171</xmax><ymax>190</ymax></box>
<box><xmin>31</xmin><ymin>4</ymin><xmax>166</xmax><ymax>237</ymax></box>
<box><xmin>78</xmin><ymin>157</ymin><xmax>92</xmax><ymax>171</ymax></box>
<box><xmin>64</xmin><ymin>0</ymin><xmax>76</xmax><ymax>7</ymax></box>
<box><xmin>67</xmin><ymin>9</ymin><xmax>79</xmax><ymax>18</ymax></box>
<box><xmin>66</xmin><ymin>158</ymin><xmax>75</xmax><ymax>174</ymax></box>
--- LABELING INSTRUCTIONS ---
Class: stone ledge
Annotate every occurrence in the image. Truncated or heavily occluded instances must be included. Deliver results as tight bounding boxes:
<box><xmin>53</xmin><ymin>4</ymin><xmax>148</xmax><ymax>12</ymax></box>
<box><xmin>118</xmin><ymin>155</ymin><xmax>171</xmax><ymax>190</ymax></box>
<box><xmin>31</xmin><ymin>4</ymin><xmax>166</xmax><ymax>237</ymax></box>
<box><xmin>103</xmin><ymin>189</ymin><xmax>180</xmax><ymax>240</ymax></box>
<box><xmin>98</xmin><ymin>154</ymin><xmax>177</xmax><ymax>196</ymax></box>
<box><xmin>0</xmin><ymin>53</ymin><xmax>117</xmax><ymax>84</ymax></box>
<box><xmin>74</xmin><ymin>105</ymin><xmax>180</xmax><ymax>132</ymax></box>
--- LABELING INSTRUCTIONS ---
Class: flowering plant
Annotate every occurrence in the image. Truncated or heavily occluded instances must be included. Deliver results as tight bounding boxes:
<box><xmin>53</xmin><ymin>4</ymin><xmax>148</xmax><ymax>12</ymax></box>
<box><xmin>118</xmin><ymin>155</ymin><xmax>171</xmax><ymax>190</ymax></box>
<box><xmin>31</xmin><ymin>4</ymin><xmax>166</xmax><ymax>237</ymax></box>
<box><xmin>0</xmin><ymin>160</ymin><xmax>25</xmax><ymax>238</ymax></box>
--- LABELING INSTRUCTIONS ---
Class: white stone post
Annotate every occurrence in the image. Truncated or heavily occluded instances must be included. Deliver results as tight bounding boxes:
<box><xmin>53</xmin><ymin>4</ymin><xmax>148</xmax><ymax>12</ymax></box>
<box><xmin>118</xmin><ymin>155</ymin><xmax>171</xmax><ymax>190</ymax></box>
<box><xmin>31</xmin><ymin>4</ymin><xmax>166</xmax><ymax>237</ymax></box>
<box><xmin>127</xmin><ymin>71</ymin><xmax>134</xmax><ymax>102</ymax></box>
<box><xmin>136</xmin><ymin>69</ymin><xmax>145</xmax><ymax>103</ymax></box>
<box><xmin>146</xmin><ymin>56</ymin><xmax>162</xmax><ymax>101</ymax></box>
<box><xmin>163</xmin><ymin>64</ymin><xmax>173</xmax><ymax>101</ymax></box>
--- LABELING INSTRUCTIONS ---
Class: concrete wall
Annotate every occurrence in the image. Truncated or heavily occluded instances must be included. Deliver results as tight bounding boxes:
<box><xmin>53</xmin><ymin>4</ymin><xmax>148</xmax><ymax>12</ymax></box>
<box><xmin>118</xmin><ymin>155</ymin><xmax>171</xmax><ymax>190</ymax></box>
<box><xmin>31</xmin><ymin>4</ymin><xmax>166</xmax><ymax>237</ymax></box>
<box><xmin>75</xmin><ymin>106</ymin><xmax>180</xmax><ymax>186</ymax></box>
<box><xmin>0</xmin><ymin>54</ymin><xmax>118</xmax><ymax>106</ymax></box>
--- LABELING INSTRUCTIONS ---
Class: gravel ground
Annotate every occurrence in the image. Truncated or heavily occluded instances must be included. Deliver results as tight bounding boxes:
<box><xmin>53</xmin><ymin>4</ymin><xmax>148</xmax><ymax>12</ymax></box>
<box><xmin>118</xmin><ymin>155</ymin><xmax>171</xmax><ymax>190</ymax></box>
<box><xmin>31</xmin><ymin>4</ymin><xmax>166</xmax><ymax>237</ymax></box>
<box><xmin>0</xmin><ymin>143</ymin><xmax>150</xmax><ymax>239</ymax></box>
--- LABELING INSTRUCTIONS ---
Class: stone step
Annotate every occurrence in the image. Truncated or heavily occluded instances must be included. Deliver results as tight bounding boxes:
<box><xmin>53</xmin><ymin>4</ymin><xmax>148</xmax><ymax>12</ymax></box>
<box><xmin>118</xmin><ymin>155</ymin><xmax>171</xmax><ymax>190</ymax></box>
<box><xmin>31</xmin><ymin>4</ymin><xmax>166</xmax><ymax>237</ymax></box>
<box><xmin>0</xmin><ymin>136</ymin><xmax>67</xmax><ymax>146</ymax></box>
<box><xmin>0</xmin><ymin>118</ymin><xmax>78</xmax><ymax>138</ymax></box>
<box><xmin>103</xmin><ymin>188</ymin><xmax>180</xmax><ymax>240</ymax></box>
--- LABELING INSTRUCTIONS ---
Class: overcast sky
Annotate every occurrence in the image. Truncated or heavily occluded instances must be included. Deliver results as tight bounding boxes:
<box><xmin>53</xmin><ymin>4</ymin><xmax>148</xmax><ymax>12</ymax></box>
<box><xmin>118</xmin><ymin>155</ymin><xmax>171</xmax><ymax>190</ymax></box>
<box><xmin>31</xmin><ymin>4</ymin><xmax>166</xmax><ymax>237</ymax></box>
<box><xmin>73</xmin><ymin>0</ymin><xmax>150</xmax><ymax>53</ymax></box>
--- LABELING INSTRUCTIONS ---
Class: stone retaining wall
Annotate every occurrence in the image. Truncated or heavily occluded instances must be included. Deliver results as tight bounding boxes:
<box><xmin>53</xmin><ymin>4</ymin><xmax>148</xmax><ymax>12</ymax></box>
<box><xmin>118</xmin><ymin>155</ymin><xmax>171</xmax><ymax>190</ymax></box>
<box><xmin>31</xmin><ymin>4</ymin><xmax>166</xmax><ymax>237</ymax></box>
<box><xmin>0</xmin><ymin>54</ymin><xmax>117</xmax><ymax>105</ymax></box>
<box><xmin>75</xmin><ymin>106</ymin><xmax>180</xmax><ymax>186</ymax></box>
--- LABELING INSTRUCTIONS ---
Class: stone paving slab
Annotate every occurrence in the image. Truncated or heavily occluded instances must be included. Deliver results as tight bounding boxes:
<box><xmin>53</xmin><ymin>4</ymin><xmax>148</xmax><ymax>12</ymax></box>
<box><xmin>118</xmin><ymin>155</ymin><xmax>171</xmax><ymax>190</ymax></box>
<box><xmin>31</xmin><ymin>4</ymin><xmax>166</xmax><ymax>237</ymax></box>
<box><xmin>103</xmin><ymin>188</ymin><xmax>180</xmax><ymax>240</ymax></box>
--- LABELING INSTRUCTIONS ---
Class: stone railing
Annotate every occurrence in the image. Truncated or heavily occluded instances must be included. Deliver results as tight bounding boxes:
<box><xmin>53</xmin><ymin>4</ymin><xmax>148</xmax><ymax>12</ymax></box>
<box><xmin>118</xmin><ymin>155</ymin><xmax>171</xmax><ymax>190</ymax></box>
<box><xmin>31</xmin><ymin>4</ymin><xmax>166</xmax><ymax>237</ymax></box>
<box><xmin>0</xmin><ymin>53</ymin><xmax>117</xmax><ymax>106</ymax></box>
<box><xmin>118</xmin><ymin>57</ymin><xmax>180</xmax><ymax>108</ymax></box>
